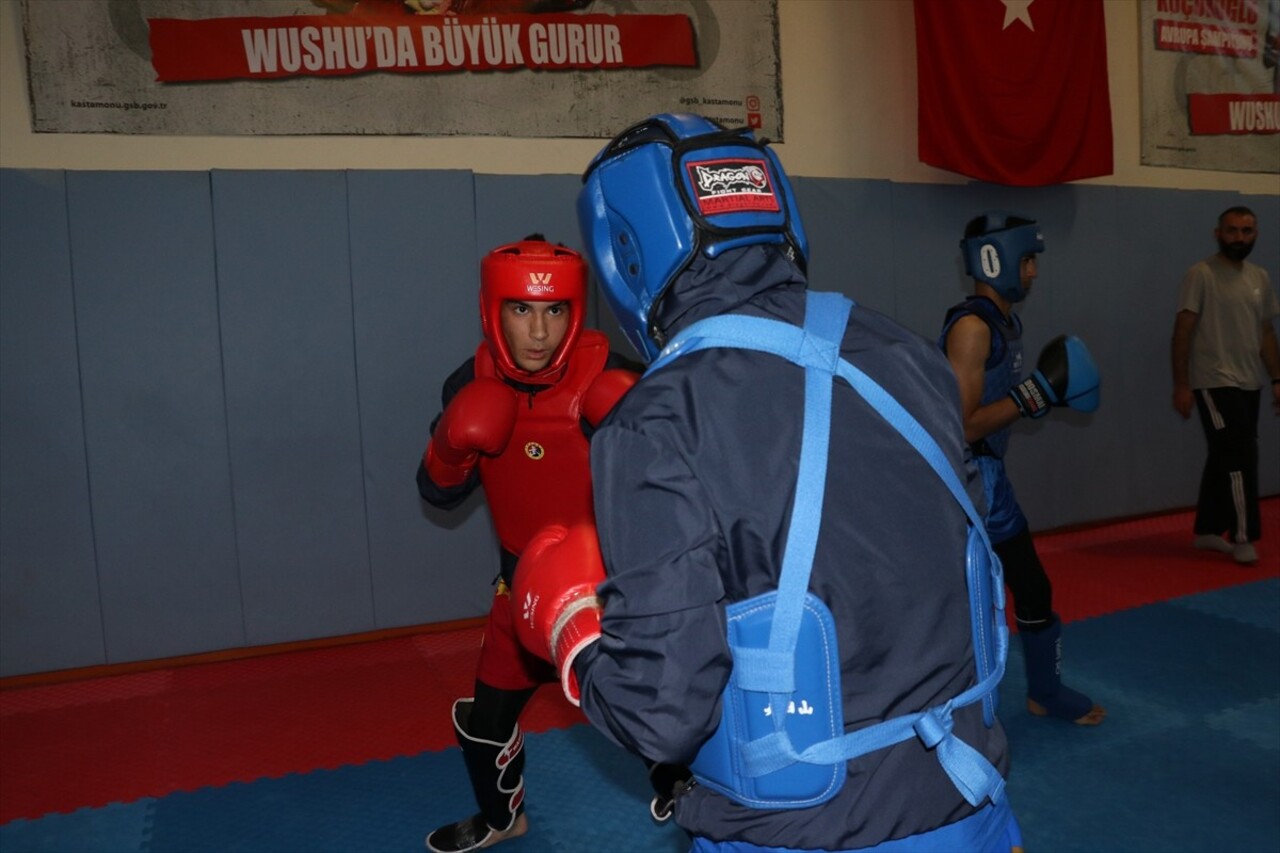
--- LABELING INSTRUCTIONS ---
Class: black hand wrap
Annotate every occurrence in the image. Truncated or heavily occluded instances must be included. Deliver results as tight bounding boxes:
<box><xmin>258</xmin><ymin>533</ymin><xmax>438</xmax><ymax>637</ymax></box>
<box><xmin>1010</xmin><ymin>375</ymin><xmax>1051</xmax><ymax>418</ymax></box>
<box><xmin>648</xmin><ymin>761</ymin><xmax>693</xmax><ymax>822</ymax></box>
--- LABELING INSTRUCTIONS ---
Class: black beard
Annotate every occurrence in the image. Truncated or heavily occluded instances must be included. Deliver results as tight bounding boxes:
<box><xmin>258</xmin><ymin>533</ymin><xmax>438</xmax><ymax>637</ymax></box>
<box><xmin>1218</xmin><ymin>238</ymin><xmax>1255</xmax><ymax>261</ymax></box>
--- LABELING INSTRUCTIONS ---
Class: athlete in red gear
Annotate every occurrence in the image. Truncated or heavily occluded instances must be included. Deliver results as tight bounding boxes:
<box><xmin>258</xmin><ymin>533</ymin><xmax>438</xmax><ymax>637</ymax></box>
<box><xmin>417</xmin><ymin>235</ymin><xmax>638</xmax><ymax>853</ymax></box>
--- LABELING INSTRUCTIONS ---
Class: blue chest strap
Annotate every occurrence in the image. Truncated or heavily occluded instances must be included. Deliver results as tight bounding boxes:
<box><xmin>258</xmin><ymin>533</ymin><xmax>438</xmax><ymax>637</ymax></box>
<box><xmin>647</xmin><ymin>290</ymin><xmax>1008</xmax><ymax>810</ymax></box>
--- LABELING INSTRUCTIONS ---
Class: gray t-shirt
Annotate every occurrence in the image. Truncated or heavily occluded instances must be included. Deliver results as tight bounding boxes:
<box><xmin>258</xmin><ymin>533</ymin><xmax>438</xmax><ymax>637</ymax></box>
<box><xmin>1177</xmin><ymin>254</ymin><xmax>1280</xmax><ymax>390</ymax></box>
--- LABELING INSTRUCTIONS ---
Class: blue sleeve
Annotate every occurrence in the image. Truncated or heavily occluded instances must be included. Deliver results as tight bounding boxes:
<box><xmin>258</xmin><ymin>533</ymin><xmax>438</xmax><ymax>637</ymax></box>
<box><xmin>575</xmin><ymin>421</ymin><xmax>732</xmax><ymax>765</ymax></box>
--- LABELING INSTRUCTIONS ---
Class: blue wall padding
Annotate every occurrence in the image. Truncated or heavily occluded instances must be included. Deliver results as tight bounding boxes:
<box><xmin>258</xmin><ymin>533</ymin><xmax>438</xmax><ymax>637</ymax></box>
<box><xmin>345</xmin><ymin>169</ymin><xmax>497</xmax><ymax>630</ymax></box>
<box><xmin>796</xmin><ymin>178</ymin><xmax>1279</xmax><ymax>529</ymax></box>
<box><xmin>212</xmin><ymin>170</ymin><xmax>374</xmax><ymax>646</ymax></box>
<box><xmin>0</xmin><ymin>166</ymin><xmax>1276</xmax><ymax>676</ymax></box>
<box><xmin>68</xmin><ymin>171</ymin><xmax>243</xmax><ymax>663</ymax></box>
<box><xmin>0</xmin><ymin>170</ymin><xmax>105</xmax><ymax>675</ymax></box>
<box><xmin>793</xmin><ymin>178</ymin><xmax>899</xmax><ymax>319</ymax></box>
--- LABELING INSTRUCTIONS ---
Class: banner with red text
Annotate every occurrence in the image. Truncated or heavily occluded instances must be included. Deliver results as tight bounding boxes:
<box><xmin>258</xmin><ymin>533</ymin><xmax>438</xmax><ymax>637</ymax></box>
<box><xmin>22</xmin><ymin>0</ymin><xmax>780</xmax><ymax>139</ymax></box>
<box><xmin>1140</xmin><ymin>0</ymin><xmax>1279</xmax><ymax>173</ymax></box>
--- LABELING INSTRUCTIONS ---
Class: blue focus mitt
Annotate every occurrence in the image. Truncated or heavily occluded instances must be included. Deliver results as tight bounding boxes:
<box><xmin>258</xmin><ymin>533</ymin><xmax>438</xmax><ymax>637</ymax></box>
<box><xmin>1010</xmin><ymin>335</ymin><xmax>1100</xmax><ymax>418</ymax></box>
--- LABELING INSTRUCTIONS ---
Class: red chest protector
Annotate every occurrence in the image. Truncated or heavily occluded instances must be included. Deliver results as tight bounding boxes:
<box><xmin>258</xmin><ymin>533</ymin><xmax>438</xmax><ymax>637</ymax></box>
<box><xmin>475</xmin><ymin>330</ymin><xmax>609</xmax><ymax>555</ymax></box>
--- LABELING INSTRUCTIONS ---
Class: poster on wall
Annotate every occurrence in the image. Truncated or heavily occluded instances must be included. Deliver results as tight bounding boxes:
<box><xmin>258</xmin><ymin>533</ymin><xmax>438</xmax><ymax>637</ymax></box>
<box><xmin>1140</xmin><ymin>0</ymin><xmax>1279</xmax><ymax>173</ymax></box>
<box><xmin>22</xmin><ymin>0</ymin><xmax>781</xmax><ymax>139</ymax></box>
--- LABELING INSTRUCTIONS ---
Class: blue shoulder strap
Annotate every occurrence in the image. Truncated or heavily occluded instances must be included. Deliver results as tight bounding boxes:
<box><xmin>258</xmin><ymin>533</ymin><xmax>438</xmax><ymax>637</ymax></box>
<box><xmin>647</xmin><ymin>290</ymin><xmax>1007</xmax><ymax>807</ymax></box>
<box><xmin>652</xmin><ymin>294</ymin><xmax>846</xmax><ymax>693</ymax></box>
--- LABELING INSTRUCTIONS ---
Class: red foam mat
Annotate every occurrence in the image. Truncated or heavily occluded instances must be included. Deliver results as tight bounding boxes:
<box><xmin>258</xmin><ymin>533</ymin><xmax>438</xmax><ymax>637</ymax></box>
<box><xmin>1027</xmin><ymin>498</ymin><xmax>1278</xmax><ymax>628</ymax></box>
<box><xmin>0</xmin><ymin>499</ymin><xmax>1275</xmax><ymax>823</ymax></box>
<box><xmin>0</xmin><ymin>624</ymin><xmax>582</xmax><ymax>821</ymax></box>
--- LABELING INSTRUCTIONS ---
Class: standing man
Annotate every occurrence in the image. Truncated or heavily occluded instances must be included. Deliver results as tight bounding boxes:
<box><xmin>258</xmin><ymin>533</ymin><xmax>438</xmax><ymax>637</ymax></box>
<box><xmin>416</xmin><ymin>235</ymin><xmax>637</xmax><ymax>853</ymax></box>
<box><xmin>1171</xmin><ymin>206</ymin><xmax>1280</xmax><ymax>566</ymax></box>
<box><xmin>514</xmin><ymin>115</ymin><xmax>1019</xmax><ymax>851</ymax></box>
<box><xmin>939</xmin><ymin>211</ymin><xmax>1107</xmax><ymax>727</ymax></box>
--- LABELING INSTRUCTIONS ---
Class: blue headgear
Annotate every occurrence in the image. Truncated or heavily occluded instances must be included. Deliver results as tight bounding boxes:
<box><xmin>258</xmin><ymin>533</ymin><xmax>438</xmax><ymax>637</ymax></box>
<box><xmin>577</xmin><ymin>113</ymin><xmax>808</xmax><ymax>362</ymax></box>
<box><xmin>960</xmin><ymin>211</ymin><xmax>1044</xmax><ymax>303</ymax></box>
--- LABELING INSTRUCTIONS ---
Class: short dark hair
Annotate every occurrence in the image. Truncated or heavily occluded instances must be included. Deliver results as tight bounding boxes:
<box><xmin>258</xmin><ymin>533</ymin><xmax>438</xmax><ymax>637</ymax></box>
<box><xmin>1217</xmin><ymin>206</ymin><xmax>1255</xmax><ymax>226</ymax></box>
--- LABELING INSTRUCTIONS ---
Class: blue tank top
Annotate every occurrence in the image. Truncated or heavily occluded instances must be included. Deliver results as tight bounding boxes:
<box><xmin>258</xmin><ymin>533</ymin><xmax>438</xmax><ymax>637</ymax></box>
<box><xmin>938</xmin><ymin>297</ymin><xmax>1023</xmax><ymax>459</ymax></box>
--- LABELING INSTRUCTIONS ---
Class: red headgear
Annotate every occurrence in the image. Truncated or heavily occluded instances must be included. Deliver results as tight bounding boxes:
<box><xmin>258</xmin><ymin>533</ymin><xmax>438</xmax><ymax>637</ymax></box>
<box><xmin>480</xmin><ymin>238</ymin><xmax>587</xmax><ymax>383</ymax></box>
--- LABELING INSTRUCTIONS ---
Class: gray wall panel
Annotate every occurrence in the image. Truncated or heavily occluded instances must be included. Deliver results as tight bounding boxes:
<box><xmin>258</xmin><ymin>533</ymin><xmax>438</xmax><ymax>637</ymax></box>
<box><xmin>473</xmin><ymin>175</ymin><xmax>583</xmax><ymax>260</ymax></box>
<box><xmin>212</xmin><ymin>171</ymin><xmax>374</xmax><ymax>645</ymax></box>
<box><xmin>1</xmin><ymin>167</ymin><xmax>1275</xmax><ymax>677</ymax></box>
<box><xmin>882</xmin><ymin>182</ymin><xmax>1004</xmax><ymax>341</ymax></box>
<box><xmin>1249</xmin><ymin>195</ymin><xmax>1280</xmax><ymax>501</ymax></box>
<box><xmin>989</xmin><ymin>185</ymin><xmax>1125</xmax><ymax>528</ymax></box>
<box><xmin>793</xmin><ymin>178</ymin><xmax>896</xmax><ymax>317</ymax></box>
<box><xmin>347</xmin><ymin>170</ymin><xmax>497</xmax><ymax>627</ymax></box>
<box><xmin>0</xmin><ymin>170</ymin><xmax>103</xmax><ymax>676</ymax></box>
<box><xmin>66</xmin><ymin>171</ymin><xmax>244</xmax><ymax>663</ymax></box>
<box><xmin>1092</xmin><ymin>187</ymin><xmax>1217</xmax><ymax>519</ymax></box>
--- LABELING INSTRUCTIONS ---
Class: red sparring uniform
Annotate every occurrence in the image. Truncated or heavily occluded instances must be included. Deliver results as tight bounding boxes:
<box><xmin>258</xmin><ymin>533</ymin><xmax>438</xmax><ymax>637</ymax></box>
<box><xmin>474</xmin><ymin>334</ymin><xmax>606</xmax><ymax>556</ymax></box>
<box><xmin>418</xmin><ymin>237</ymin><xmax>636</xmax><ymax>853</ymax></box>
<box><xmin>471</xmin><ymin>330</ymin><xmax>610</xmax><ymax>692</ymax></box>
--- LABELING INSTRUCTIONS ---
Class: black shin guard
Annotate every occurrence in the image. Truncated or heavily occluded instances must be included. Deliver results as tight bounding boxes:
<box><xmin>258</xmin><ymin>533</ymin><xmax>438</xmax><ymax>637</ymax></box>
<box><xmin>425</xmin><ymin>697</ymin><xmax>527</xmax><ymax>853</ymax></box>
<box><xmin>454</xmin><ymin>697</ymin><xmax>526</xmax><ymax>832</ymax></box>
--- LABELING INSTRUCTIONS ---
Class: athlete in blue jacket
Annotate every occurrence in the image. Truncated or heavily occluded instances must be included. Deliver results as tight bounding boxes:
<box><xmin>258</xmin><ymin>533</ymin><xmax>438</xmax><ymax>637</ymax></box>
<box><xmin>512</xmin><ymin>115</ymin><xmax>1020</xmax><ymax>852</ymax></box>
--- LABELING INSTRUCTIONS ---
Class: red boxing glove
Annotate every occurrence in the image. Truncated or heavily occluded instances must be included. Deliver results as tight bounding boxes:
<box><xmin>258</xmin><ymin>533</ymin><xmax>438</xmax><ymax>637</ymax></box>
<box><xmin>424</xmin><ymin>377</ymin><xmax>519</xmax><ymax>488</ymax></box>
<box><xmin>512</xmin><ymin>523</ymin><xmax>606</xmax><ymax>706</ymax></box>
<box><xmin>581</xmin><ymin>369</ymin><xmax>638</xmax><ymax>428</ymax></box>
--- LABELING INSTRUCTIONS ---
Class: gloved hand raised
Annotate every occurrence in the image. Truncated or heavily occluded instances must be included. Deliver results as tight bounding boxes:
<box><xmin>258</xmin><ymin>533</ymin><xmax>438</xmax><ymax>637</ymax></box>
<box><xmin>1009</xmin><ymin>335</ymin><xmax>1100</xmax><ymax>419</ymax></box>
<box><xmin>582</xmin><ymin>368</ymin><xmax>639</xmax><ymax>428</ymax></box>
<box><xmin>512</xmin><ymin>522</ymin><xmax>606</xmax><ymax>706</ymax></box>
<box><xmin>423</xmin><ymin>377</ymin><xmax>519</xmax><ymax>487</ymax></box>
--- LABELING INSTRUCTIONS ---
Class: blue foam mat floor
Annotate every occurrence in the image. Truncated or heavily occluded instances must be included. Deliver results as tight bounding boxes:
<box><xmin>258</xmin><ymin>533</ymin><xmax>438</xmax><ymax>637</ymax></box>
<box><xmin>3</xmin><ymin>580</ymin><xmax>1277</xmax><ymax>853</ymax></box>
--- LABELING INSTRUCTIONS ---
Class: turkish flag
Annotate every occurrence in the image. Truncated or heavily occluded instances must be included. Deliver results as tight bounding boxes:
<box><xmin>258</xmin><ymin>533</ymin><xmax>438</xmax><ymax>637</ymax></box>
<box><xmin>914</xmin><ymin>0</ymin><xmax>1113</xmax><ymax>186</ymax></box>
